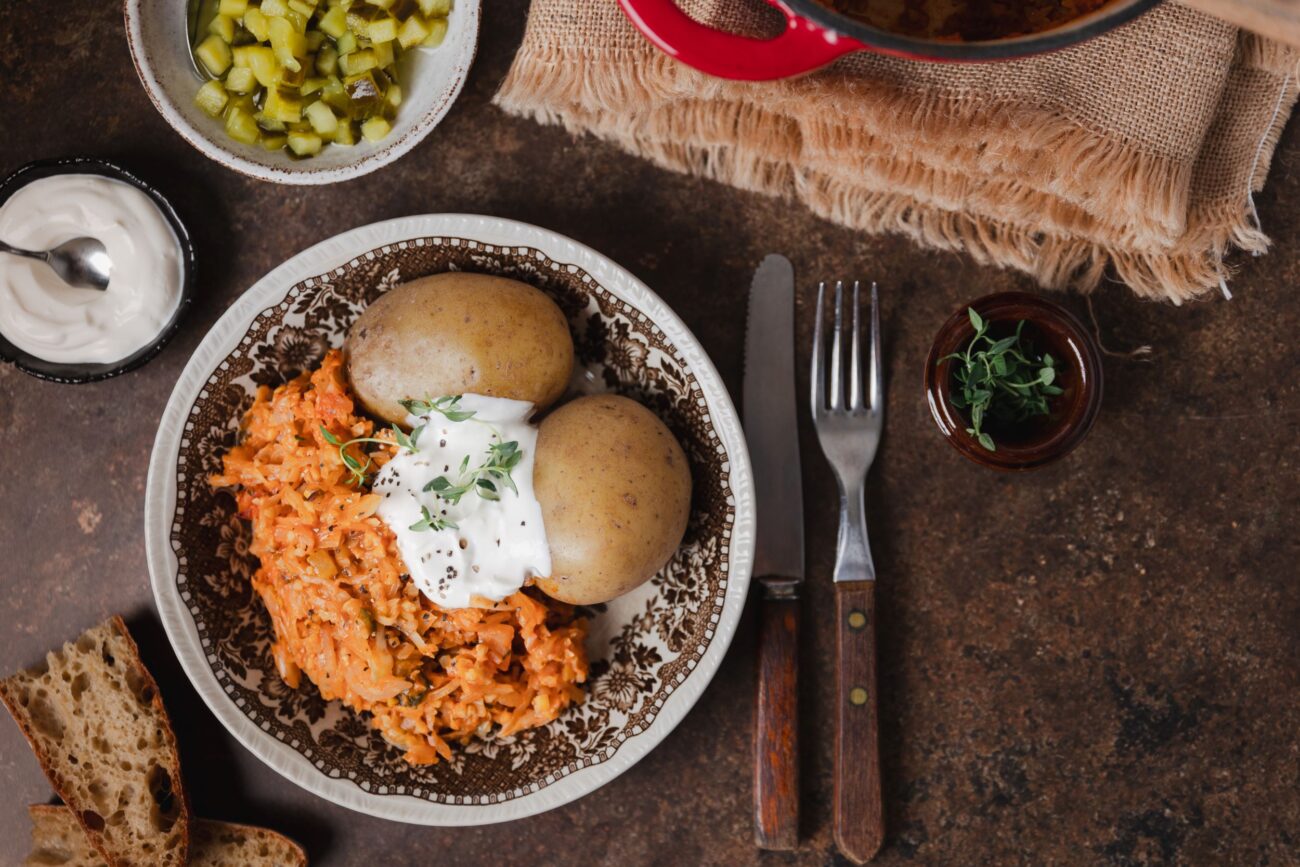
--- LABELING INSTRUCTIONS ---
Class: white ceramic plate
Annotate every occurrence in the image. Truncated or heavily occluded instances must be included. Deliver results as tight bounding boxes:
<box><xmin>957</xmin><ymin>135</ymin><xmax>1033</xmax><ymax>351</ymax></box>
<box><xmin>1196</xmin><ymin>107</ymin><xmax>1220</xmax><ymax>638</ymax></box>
<box><xmin>144</xmin><ymin>215</ymin><xmax>755</xmax><ymax>824</ymax></box>
<box><xmin>124</xmin><ymin>0</ymin><xmax>479</xmax><ymax>184</ymax></box>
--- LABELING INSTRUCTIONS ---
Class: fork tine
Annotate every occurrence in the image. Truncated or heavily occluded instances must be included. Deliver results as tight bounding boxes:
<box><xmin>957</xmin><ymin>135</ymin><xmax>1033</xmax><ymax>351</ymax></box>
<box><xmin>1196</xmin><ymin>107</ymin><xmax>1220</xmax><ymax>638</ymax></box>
<box><xmin>869</xmin><ymin>281</ymin><xmax>883</xmax><ymax>413</ymax></box>
<box><xmin>829</xmin><ymin>281</ymin><xmax>844</xmax><ymax>410</ymax></box>
<box><xmin>849</xmin><ymin>281</ymin><xmax>862</xmax><ymax>411</ymax></box>
<box><xmin>810</xmin><ymin>282</ymin><xmax>826</xmax><ymax>415</ymax></box>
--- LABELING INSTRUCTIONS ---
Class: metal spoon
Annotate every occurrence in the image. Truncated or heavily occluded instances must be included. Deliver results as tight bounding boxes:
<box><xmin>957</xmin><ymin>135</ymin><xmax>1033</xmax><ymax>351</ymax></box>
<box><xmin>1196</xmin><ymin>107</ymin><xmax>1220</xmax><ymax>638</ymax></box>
<box><xmin>187</xmin><ymin>0</ymin><xmax>209</xmax><ymax>80</ymax></box>
<box><xmin>0</xmin><ymin>237</ymin><xmax>113</xmax><ymax>292</ymax></box>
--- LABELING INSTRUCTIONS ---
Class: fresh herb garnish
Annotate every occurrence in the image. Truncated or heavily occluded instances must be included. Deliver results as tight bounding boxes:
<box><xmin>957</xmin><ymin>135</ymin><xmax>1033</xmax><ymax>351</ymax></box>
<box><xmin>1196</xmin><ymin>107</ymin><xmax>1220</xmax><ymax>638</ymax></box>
<box><xmin>409</xmin><ymin>503</ymin><xmax>457</xmax><ymax>533</ymax></box>
<box><xmin>399</xmin><ymin>395</ymin><xmax>476</xmax><ymax>423</ymax></box>
<box><xmin>939</xmin><ymin>308</ymin><xmax>1064</xmax><ymax>452</ymax></box>
<box><xmin>319</xmin><ymin>422</ymin><xmax>421</xmax><ymax>486</ymax></box>
<box><xmin>423</xmin><ymin>438</ymin><xmax>522</xmax><ymax>504</ymax></box>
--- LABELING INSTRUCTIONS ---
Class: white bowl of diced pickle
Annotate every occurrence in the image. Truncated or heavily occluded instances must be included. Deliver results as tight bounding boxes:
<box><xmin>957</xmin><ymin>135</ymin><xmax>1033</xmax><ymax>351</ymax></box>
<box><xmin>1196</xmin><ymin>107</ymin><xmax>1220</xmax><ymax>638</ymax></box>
<box><xmin>125</xmin><ymin>0</ymin><xmax>478</xmax><ymax>184</ymax></box>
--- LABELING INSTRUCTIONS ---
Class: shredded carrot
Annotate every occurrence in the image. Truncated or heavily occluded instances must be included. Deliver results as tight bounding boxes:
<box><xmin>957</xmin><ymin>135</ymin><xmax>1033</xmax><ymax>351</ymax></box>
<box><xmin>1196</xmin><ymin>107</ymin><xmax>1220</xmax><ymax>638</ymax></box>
<box><xmin>211</xmin><ymin>350</ymin><xmax>588</xmax><ymax>764</ymax></box>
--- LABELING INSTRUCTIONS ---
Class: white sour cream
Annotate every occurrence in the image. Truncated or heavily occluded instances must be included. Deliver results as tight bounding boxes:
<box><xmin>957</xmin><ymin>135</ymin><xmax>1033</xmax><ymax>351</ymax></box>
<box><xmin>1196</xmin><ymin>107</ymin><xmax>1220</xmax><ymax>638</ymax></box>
<box><xmin>0</xmin><ymin>174</ymin><xmax>183</xmax><ymax>364</ymax></box>
<box><xmin>374</xmin><ymin>394</ymin><xmax>551</xmax><ymax>609</ymax></box>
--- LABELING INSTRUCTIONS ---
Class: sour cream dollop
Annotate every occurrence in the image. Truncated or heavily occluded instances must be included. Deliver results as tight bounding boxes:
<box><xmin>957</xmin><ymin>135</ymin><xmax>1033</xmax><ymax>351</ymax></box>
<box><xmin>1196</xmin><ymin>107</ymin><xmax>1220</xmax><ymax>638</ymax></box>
<box><xmin>0</xmin><ymin>174</ymin><xmax>183</xmax><ymax>364</ymax></box>
<box><xmin>374</xmin><ymin>394</ymin><xmax>551</xmax><ymax>609</ymax></box>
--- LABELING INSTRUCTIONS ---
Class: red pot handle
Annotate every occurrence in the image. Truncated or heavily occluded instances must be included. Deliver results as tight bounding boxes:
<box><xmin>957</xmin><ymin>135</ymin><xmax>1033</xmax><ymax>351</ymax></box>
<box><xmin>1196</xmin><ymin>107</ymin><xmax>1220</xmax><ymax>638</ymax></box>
<box><xmin>617</xmin><ymin>0</ymin><xmax>864</xmax><ymax>80</ymax></box>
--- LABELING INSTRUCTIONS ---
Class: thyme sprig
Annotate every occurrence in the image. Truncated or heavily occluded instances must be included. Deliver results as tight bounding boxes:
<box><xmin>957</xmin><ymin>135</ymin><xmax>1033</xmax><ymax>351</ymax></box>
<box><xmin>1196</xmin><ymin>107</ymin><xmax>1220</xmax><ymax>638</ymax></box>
<box><xmin>423</xmin><ymin>439</ymin><xmax>522</xmax><ymax>504</ymax></box>
<box><xmin>939</xmin><ymin>308</ymin><xmax>1064</xmax><ymax>452</ymax></box>
<box><xmin>399</xmin><ymin>395</ymin><xmax>476</xmax><ymax>423</ymax></box>
<box><xmin>319</xmin><ymin>421</ymin><xmax>424</xmax><ymax>485</ymax></box>
<box><xmin>409</xmin><ymin>503</ymin><xmax>457</xmax><ymax>533</ymax></box>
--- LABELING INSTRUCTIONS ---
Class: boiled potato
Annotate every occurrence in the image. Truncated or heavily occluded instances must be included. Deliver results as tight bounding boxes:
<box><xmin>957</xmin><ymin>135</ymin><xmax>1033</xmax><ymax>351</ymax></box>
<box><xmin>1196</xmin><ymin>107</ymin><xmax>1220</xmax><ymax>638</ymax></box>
<box><xmin>347</xmin><ymin>273</ymin><xmax>575</xmax><ymax>425</ymax></box>
<box><xmin>533</xmin><ymin>395</ymin><xmax>691</xmax><ymax>605</ymax></box>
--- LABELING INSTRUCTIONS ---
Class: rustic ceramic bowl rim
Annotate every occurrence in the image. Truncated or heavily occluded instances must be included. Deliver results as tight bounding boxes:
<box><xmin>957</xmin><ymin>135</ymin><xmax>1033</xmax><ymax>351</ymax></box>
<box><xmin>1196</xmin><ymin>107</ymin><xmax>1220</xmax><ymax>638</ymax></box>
<box><xmin>143</xmin><ymin>213</ymin><xmax>756</xmax><ymax>824</ymax></box>
<box><xmin>0</xmin><ymin>156</ymin><xmax>196</xmax><ymax>384</ymax></box>
<box><xmin>122</xmin><ymin>0</ymin><xmax>480</xmax><ymax>185</ymax></box>
<box><xmin>924</xmin><ymin>291</ymin><xmax>1103</xmax><ymax>470</ymax></box>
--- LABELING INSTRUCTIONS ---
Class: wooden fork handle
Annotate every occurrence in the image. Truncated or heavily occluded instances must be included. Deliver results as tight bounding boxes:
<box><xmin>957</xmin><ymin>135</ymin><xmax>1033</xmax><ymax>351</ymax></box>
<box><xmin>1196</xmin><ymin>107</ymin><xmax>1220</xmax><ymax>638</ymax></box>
<box><xmin>754</xmin><ymin>589</ymin><xmax>799</xmax><ymax>849</ymax></box>
<box><xmin>835</xmin><ymin>580</ymin><xmax>884</xmax><ymax>863</ymax></box>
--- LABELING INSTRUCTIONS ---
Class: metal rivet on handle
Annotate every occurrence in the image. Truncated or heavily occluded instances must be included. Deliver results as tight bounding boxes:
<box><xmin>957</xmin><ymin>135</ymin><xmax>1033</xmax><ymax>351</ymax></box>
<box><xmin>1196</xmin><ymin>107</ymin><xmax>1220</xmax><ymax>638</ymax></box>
<box><xmin>849</xmin><ymin>687</ymin><xmax>868</xmax><ymax>706</ymax></box>
<box><xmin>848</xmin><ymin>610</ymin><xmax>867</xmax><ymax>630</ymax></box>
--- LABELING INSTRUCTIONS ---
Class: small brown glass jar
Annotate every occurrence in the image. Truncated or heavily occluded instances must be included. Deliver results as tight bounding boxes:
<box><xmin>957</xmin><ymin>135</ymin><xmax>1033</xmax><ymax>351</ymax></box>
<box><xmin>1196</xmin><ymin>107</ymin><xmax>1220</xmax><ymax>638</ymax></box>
<box><xmin>924</xmin><ymin>292</ymin><xmax>1103</xmax><ymax>470</ymax></box>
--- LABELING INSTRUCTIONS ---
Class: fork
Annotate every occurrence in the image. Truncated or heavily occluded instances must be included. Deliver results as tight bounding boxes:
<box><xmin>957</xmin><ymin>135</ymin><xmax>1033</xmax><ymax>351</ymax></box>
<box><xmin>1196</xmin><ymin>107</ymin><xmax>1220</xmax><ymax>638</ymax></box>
<box><xmin>811</xmin><ymin>280</ymin><xmax>885</xmax><ymax>863</ymax></box>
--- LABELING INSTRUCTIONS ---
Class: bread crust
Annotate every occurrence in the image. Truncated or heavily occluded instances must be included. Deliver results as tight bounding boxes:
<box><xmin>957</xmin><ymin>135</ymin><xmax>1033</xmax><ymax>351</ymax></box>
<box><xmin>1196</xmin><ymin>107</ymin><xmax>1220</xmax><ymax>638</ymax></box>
<box><xmin>1</xmin><ymin>616</ymin><xmax>191</xmax><ymax>867</ymax></box>
<box><xmin>27</xmin><ymin>805</ymin><xmax>307</xmax><ymax>867</ymax></box>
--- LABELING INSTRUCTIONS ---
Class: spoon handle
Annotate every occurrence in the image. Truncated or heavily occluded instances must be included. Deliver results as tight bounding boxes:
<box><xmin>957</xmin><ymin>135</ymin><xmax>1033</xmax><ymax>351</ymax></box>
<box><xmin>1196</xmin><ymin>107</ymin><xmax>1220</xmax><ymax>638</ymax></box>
<box><xmin>0</xmin><ymin>239</ymin><xmax>46</xmax><ymax>262</ymax></box>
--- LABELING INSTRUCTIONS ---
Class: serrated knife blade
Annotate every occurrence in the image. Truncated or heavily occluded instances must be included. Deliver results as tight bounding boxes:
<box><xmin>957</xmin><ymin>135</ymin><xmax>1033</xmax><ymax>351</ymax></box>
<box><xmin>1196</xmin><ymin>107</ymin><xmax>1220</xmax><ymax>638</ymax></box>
<box><xmin>743</xmin><ymin>254</ymin><xmax>804</xmax><ymax>586</ymax></box>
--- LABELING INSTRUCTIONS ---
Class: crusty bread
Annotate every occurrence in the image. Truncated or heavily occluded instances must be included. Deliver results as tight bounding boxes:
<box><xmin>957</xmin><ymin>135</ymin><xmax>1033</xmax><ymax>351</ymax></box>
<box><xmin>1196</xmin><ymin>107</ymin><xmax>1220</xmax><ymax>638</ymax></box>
<box><xmin>25</xmin><ymin>803</ymin><xmax>103</xmax><ymax>867</ymax></box>
<box><xmin>25</xmin><ymin>805</ymin><xmax>308</xmax><ymax>867</ymax></box>
<box><xmin>0</xmin><ymin>617</ymin><xmax>189</xmax><ymax>866</ymax></box>
<box><xmin>188</xmin><ymin>816</ymin><xmax>309</xmax><ymax>867</ymax></box>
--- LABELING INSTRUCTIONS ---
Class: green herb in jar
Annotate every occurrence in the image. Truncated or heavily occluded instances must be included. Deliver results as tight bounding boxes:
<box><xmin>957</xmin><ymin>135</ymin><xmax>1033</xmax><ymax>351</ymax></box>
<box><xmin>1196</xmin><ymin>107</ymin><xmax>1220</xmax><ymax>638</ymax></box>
<box><xmin>940</xmin><ymin>308</ymin><xmax>1064</xmax><ymax>452</ymax></box>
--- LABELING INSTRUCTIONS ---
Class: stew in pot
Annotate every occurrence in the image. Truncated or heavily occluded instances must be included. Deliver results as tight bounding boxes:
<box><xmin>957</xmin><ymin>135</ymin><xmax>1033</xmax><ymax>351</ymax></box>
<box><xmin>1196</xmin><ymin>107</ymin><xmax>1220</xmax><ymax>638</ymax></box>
<box><xmin>823</xmin><ymin>0</ymin><xmax>1113</xmax><ymax>40</ymax></box>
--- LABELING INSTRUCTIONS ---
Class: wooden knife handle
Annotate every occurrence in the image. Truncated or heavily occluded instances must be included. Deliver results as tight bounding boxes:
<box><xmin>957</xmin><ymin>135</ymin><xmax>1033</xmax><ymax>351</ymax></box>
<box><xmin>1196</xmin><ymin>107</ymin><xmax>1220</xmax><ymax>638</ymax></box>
<box><xmin>835</xmin><ymin>580</ymin><xmax>884</xmax><ymax>863</ymax></box>
<box><xmin>754</xmin><ymin>591</ymin><xmax>799</xmax><ymax>850</ymax></box>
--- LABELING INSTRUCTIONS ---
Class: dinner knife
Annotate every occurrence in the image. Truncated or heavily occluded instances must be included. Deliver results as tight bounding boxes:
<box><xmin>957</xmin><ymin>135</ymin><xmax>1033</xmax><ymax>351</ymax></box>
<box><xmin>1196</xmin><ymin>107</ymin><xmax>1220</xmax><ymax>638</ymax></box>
<box><xmin>743</xmin><ymin>254</ymin><xmax>804</xmax><ymax>851</ymax></box>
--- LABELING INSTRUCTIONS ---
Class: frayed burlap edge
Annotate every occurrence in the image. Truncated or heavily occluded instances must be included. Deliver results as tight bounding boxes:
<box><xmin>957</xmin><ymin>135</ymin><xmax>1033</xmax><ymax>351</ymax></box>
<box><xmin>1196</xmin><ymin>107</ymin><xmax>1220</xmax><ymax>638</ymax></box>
<box><xmin>495</xmin><ymin>32</ymin><xmax>1300</xmax><ymax>303</ymax></box>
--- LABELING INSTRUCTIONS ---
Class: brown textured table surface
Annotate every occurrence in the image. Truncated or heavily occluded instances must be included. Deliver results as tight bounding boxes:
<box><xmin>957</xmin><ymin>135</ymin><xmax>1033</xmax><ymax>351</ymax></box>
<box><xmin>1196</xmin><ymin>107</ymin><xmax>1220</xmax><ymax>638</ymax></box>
<box><xmin>2</xmin><ymin>3</ymin><xmax>1299</xmax><ymax>865</ymax></box>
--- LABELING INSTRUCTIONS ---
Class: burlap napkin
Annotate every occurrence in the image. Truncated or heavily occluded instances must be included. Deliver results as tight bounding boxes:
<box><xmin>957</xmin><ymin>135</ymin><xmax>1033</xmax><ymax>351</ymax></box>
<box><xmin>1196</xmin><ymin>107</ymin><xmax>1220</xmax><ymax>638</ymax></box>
<box><xmin>495</xmin><ymin>1</ymin><xmax>1300</xmax><ymax>302</ymax></box>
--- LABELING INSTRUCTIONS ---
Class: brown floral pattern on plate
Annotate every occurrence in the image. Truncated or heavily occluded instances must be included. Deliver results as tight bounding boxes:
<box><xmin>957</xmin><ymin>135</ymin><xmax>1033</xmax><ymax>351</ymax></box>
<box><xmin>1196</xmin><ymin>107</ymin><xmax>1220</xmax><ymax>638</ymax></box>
<box><xmin>169</xmin><ymin>237</ymin><xmax>735</xmax><ymax>803</ymax></box>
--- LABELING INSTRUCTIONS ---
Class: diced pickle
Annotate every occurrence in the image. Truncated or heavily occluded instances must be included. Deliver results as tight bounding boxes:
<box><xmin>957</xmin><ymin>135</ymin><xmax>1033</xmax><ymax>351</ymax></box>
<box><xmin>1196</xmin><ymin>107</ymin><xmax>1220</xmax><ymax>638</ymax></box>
<box><xmin>278</xmin><ymin>62</ymin><xmax>308</xmax><ymax>88</ymax></box>
<box><xmin>316</xmin><ymin>43</ymin><xmax>339</xmax><ymax>75</ymax></box>
<box><xmin>339</xmin><ymin>49</ymin><xmax>377</xmax><ymax>76</ymax></box>
<box><xmin>346</xmin><ymin>3</ymin><xmax>382</xmax><ymax>32</ymax></box>
<box><xmin>209</xmin><ymin>14</ymin><xmax>237</xmax><ymax>43</ymax></box>
<box><xmin>264</xmin><ymin>87</ymin><xmax>304</xmax><ymax>123</ymax></box>
<box><xmin>227</xmin><ymin>92</ymin><xmax>257</xmax><ymax>115</ymax></box>
<box><xmin>332</xmin><ymin>121</ymin><xmax>358</xmax><ymax>146</ymax></box>
<box><xmin>195</xmin><ymin>0</ymin><xmax>447</xmax><ymax>158</ymax></box>
<box><xmin>360</xmin><ymin>116</ymin><xmax>390</xmax><ymax>142</ymax></box>
<box><xmin>232</xmin><ymin>44</ymin><xmax>279</xmax><ymax>87</ymax></box>
<box><xmin>287</xmin><ymin>131</ymin><xmax>323</xmax><ymax>155</ymax></box>
<box><xmin>305</xmin><ymin>100</ymin><xmax>340</xmax><ymax>134</ymax></box>
<box><xmin>321</xmin><ymin>77</ymin><xmax>349</xmax><ymax>112</ymax></box>
<box><xmin>224</xmin><ymin>106</ymin><xmax>261</xmax><ymax>143</ymax></box>
<box><xmin>195</xmin><ymin>79</ymin><xmax>230</xmax><ymax>117</ymax></box>
<box><xmin>196</xmin><ymin>35</ymin><xmax>233</xmax><ymax>76</ymax></box>
<box><xmin>269</xmin><ymin>17</ymin><xmax>306</xmax><ymax>72</ymax></box>
<box><xmin>225</xmin><ymin>66</ymin><xmax>257</xmax><ymax>93</ymax></box>
<box><xmin>343</xmin><ymin>70</ymin><xmax>384</xmax><ymax>117</ymax></box>
<box><xmin>318</xmin><ymin>4</ymin><xmax>348</xmax><ymax>38</ymax></box>
<box><xmin>242</xmin><ymin>7</ymin><xmax>271</xmax><ymax>41</ymax></box>
<box><xmin>396</xmin><ymin>14</ymin><xmax>431</xmax><ymax>48</ymax></box>
<box><xmin>367</xmin><ymin>16</ymin><xmax>399</xmax><ymax>43</ymax></box>
<box><xmin>423</xmin><ymin>17</ymin><xmax>447</xmax><ymax>46</ymax></box>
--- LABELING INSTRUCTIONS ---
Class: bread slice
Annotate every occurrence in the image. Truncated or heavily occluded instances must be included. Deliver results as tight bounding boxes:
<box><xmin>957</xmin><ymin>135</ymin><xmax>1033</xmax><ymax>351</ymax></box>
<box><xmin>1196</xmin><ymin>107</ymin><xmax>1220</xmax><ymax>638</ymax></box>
<box><xmin>0</xmin><ymin>617</ymin><xmax>189</xmax><ymax>866</ymax></box>
<box><xmin>25</xmin><ymin>805</ymin><xmax>308</xmax><ymax>867</ymax></box>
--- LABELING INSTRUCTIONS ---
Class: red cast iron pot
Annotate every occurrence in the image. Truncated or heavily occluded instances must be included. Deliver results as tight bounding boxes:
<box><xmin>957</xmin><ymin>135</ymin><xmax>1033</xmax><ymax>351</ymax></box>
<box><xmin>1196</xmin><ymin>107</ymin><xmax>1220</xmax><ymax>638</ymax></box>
<box><xmin>617</xmin><ymin>0</ymin><xmax>1162</xmax><ymax>79</ymax></box>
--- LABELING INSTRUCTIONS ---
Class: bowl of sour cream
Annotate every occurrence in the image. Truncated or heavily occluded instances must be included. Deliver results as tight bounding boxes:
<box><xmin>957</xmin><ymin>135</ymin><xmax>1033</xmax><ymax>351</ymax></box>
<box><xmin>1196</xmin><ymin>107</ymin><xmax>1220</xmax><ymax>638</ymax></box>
<box><xmin>0</xmin><ymin>157</ymin><xmax>195</xmax><ymax>383</ymax></box>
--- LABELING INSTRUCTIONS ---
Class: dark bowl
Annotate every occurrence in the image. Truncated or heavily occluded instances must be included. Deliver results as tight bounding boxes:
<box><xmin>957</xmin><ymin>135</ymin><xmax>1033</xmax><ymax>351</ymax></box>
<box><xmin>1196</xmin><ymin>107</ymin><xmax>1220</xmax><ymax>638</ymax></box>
<box><xmin>0</xmin><ymin>157</ymin><xmax>196</xmax><ymax>384</ymax></box>
<box><xmin>924</xmin><ymin>292</ymin><xmax>1103</xmax><ymax>470</ymax></box>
